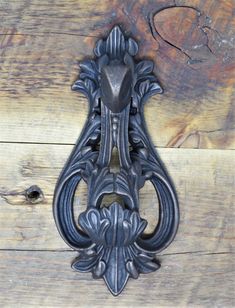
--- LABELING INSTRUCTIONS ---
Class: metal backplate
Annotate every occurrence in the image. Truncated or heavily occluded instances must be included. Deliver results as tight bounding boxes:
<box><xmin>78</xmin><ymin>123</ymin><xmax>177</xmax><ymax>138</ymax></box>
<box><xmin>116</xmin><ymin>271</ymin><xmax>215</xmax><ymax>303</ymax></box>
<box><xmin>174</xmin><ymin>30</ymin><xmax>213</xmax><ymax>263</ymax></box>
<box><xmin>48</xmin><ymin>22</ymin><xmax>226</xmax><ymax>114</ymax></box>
<box><xmin>53</xmin><ymin>25</ymin><xmax>179</xmax><ymax>296</ymax></box>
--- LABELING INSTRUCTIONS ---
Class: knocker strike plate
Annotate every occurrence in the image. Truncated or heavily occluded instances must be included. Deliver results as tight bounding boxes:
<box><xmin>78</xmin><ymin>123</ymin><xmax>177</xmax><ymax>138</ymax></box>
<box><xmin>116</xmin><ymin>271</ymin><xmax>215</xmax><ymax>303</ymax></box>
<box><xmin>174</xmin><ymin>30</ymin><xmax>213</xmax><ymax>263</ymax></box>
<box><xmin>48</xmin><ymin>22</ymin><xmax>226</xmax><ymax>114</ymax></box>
<box><xmin>53</xmin><ymin>25</ymin><xmax>179</xmax><ymax>296</ymax></box>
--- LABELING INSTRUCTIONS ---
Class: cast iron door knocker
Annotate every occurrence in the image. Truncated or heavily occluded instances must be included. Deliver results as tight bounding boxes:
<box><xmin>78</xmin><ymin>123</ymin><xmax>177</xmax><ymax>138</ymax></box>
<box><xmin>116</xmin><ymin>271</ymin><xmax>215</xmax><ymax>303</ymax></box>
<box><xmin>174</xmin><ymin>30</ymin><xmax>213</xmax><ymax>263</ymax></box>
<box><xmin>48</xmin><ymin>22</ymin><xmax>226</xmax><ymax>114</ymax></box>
<box><xmin>53</xmin><ymin>25</ymin><xmax>179</xmax><ymax>296</ymax></box>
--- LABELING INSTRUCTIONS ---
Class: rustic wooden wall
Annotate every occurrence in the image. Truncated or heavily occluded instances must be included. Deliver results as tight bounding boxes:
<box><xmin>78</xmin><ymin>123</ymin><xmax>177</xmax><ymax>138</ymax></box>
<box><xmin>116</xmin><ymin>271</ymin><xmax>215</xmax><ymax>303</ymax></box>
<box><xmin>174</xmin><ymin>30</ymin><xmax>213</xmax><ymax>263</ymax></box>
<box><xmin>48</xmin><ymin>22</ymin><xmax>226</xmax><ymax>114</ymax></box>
<box><xmin>0</xmin><ymin>0</ymin><xmax>234</xmax><ymax>307</ymax></box>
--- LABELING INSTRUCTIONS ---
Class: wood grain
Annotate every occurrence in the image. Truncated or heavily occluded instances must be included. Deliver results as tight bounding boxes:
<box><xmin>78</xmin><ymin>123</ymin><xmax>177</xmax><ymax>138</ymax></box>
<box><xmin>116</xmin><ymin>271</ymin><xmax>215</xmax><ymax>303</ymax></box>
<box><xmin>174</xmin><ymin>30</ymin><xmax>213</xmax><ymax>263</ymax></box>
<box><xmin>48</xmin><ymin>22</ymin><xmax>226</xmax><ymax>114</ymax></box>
<box><xmin>0</xmin><ymin>250</ymin><xmax>234</xmax><ymax>307</ymax></box>
<box><xmin>0</xmin><ymin>143</ymin><xmax>234</xmax><ymax>254</ymax></box>
<box><xmin>0</xmin><ymin>0</ymin><xmax>235</xmax><ymax>306</ymax></box>
<box><xmin>0</xmin><ymin>0</ymin><xmax>234</xmax><ymax>149</ymax></box>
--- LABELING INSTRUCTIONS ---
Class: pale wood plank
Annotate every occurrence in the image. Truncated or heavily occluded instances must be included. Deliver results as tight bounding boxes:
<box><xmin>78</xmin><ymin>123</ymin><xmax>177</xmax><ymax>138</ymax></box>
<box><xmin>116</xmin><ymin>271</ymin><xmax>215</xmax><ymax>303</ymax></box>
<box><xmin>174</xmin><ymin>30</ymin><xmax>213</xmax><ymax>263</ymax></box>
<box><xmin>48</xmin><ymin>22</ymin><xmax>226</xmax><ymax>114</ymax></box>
<box><xmin>0</xmin><ymin>143</ymin><xmax>234</xmax><ymax>254</ymax></box>
<box><xmin>0</xmin><ymin>250</ymin><xmax>234</xmax><ymax>307</ymax></box>
<box><xmin>1</xmin><ymin>81</ymin><xmax>234</xmax><ymax>149</ymax></box>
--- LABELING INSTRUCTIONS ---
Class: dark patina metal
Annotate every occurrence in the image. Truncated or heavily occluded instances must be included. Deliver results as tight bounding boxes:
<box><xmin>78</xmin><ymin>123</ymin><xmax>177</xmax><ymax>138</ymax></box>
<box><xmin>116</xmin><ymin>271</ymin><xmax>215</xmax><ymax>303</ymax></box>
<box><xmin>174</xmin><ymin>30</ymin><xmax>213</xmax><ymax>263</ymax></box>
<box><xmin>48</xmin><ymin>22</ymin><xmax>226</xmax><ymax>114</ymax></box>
<box><xmin>53</xmin><ymin>25</ymin><xmax>179</xmax><ymax>296</ymax></box>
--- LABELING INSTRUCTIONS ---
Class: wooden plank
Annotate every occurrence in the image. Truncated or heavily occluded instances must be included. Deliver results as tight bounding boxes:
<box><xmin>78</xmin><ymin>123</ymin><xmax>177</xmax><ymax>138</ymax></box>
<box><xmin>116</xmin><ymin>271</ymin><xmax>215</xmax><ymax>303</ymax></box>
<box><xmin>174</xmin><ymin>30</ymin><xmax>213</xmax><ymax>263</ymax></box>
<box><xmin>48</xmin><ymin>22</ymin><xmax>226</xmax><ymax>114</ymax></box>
<box><xmin>0</xmin><ymin>250</ymin><xmax>234</xmax><ymax>307</ymax></box>
<box><xmin>0</xmin><ymin>143</ymin><xmax>234</xmax><ymax>254</ymax></box>
<box><xmin>0</xmin><ymin>0</ymin><xmax>107</xmax><ymax>37</ymax></box>
<box><xmin>0</xmin><ymin>0</ymin><xmax>234</xmax><ymax>149</ymax></box>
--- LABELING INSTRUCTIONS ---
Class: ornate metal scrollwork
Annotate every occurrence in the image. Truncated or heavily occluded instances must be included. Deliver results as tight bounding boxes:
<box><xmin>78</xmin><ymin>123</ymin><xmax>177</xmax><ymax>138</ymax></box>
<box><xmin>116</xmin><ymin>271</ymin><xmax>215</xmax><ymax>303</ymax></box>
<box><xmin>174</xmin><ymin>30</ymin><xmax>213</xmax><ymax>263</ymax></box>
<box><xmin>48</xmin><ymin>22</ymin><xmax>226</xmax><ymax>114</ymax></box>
<box><xmin>53</xmin><ymin>25</ymin><xmax>179</xmax><ymax>296</ymax></box>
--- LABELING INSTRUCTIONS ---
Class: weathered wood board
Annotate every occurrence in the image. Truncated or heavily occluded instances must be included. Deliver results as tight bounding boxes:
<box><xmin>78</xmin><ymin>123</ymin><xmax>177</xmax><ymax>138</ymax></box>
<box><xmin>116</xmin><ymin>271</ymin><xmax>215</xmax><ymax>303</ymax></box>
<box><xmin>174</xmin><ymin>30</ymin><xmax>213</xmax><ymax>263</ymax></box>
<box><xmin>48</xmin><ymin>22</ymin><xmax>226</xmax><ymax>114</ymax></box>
<box><xmin>0</xmin><ymin>0</ymin><xmax>234</xmax><ymax>306</ymax></box>
<box><xmin>0</xmin><ymin>0</ymin><xmax>234</xmax><ymax>148</ymax></box>
<box><xmin>0</xmin><ymin>144</ymin><xmax>234</xmax><ymax>306</ymax></box>
<box><xmin>0</xmin><ymin>144</ymin><xmax>234</xmax><ymax>254</ymax></box>
<box><xmin>0</xmin><ymin>251</ymin><xmax>234</xmax><ymax>307</ymax></box>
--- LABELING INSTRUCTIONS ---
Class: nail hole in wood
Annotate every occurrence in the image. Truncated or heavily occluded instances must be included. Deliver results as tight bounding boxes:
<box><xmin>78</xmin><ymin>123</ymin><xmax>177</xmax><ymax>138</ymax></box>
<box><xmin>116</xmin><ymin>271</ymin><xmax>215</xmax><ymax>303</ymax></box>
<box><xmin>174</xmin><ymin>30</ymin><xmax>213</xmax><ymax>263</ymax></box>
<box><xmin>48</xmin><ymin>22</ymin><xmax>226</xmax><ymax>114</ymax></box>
<box><xmin>25</xmin><ymin>185</ymin><xmax>44</xmax><ymax>204</ymax></box>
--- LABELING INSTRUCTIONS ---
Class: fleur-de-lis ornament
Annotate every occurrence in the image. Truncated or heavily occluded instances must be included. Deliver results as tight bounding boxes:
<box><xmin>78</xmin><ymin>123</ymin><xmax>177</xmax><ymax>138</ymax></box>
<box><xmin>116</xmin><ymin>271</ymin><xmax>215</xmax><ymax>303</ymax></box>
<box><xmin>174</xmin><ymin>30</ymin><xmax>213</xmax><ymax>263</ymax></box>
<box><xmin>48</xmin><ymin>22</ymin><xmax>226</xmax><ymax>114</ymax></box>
<box><xmin>53</xmin><ymin>26</ymin><xmax>179</xmax><ymax>296</ymax></box>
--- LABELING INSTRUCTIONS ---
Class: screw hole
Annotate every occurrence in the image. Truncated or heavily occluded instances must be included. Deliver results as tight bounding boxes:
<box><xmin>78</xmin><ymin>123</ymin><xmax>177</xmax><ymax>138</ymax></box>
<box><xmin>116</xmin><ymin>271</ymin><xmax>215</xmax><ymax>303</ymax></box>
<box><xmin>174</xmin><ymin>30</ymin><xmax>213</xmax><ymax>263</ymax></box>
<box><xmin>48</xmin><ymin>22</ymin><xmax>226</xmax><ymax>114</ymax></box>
<box><xmin>25</xmin><ymin>185</ymin><xmax>44</xmax><ymax>204</ymax></box>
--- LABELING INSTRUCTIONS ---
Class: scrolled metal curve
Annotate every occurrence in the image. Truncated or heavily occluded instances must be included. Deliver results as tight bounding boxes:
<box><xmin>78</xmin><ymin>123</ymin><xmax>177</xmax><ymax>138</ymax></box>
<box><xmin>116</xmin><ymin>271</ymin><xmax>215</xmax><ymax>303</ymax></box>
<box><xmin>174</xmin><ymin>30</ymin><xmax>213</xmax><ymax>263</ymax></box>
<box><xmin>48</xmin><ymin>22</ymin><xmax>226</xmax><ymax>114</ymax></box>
<box><xmin>53</xmin><ymin>25</ymin><xmax>179</xmax><ymax>296</ymax></box>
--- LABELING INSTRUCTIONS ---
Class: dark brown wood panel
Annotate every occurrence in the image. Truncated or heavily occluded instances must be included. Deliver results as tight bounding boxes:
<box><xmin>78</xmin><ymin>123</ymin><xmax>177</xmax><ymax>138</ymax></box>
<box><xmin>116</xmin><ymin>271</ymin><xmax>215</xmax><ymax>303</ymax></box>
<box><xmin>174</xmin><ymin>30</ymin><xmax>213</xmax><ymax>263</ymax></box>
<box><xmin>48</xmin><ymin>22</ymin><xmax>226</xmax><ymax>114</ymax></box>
<box><xmin>0</xmin><ymin>0</ymin><xmax>234</xmax><ymax>148</ymax></box>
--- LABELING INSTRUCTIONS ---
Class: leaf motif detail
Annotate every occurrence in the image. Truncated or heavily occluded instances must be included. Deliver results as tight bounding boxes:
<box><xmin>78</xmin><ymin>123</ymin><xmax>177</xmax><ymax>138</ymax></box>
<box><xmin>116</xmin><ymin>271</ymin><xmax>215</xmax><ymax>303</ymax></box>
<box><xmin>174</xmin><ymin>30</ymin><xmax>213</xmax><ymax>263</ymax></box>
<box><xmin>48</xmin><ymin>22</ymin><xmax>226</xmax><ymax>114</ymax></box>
<box><xmin>127</xmin><ymin>38</ymin><xmax>138</xmax><ymax>56</ymax></box>
<box><xmin>103</xmin><ymin>247</ymin><xmax>129</xmax><ymax>296</ymax></box>
<box><xmin>94</xmin><ymin>39</ymin><xmax>105</xmax><ymax>57</ymax></box>
<box><xmin>136</xmin><ymin>60</ymin><xmax>154</xmax><ymax>75</ymax></box>
<box><xmin>149</xmin><ymin>82</ymin><xmax>163</xmax><ymax>94</ymax></box>
<box><xmin>93</xmin><ymin>260</ymin><xmax>106</xmax><ymax>278</ymax></box>
<box><xmin>126</xmin><ymin>260</ymin><xmax>139</xmax><ymax>279</ymax></box>
<box><xmin>74</xmin><ymin>203</ymin><xmax>159</xmax><ymax>296</ymax></box>
<box><xmin>106</xmin><ymin>26</ymin><xmax>126</xmax><ymax>59</ymax></box>
<box><xmin>71</xmin><ymin>25</ymin><xmax>162</xmax><ymax>111</ymax></box>
<box><xmin>136</xmin><ymin>80</ymin><xmax>163</xmax><ymax>102</ymax></box>
<box><xmin>139</xmin><ymin>80</ymin><xmax>150</xmax><ymax>97</ymax></box>
<box><xmin>72</xmin><ymin>253</ymin><xmax>98</xmax><ymax>272</ymax></box>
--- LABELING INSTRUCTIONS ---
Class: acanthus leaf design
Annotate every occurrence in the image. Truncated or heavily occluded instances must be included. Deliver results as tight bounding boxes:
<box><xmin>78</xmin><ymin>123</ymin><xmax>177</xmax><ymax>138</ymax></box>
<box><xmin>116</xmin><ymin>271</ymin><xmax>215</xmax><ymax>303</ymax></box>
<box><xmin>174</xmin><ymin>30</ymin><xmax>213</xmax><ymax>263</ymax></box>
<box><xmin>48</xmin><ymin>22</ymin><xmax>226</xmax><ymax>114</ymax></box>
<box><xmin>53</xmin><ymin>25</ymin><xmax>179</xmax><ymax>296</ymax></box>
<box><xmin>72</xmin><ymin>203</ymin><xmax>159</xmax><ymax>295</ymax></box>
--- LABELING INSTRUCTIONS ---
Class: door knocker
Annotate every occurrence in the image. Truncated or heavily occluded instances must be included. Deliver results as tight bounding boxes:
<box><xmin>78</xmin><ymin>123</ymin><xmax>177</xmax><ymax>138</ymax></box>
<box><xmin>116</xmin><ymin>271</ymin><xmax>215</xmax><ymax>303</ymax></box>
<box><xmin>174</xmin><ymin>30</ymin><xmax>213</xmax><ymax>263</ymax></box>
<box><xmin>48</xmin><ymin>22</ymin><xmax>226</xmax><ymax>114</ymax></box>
<box><xmin>53</xmin><ymin>25</ymin><xmax>179</xmax><ymax>296</ymax></box>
